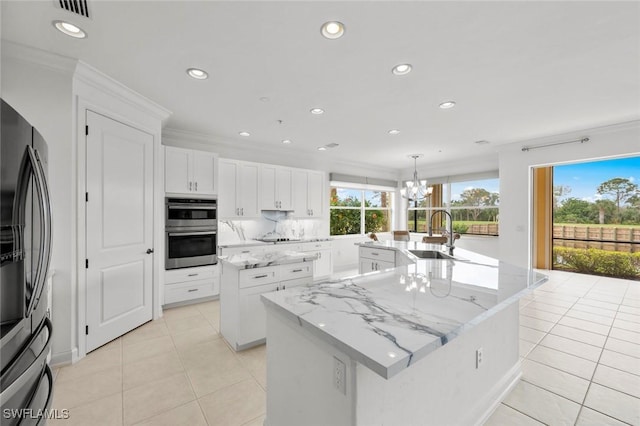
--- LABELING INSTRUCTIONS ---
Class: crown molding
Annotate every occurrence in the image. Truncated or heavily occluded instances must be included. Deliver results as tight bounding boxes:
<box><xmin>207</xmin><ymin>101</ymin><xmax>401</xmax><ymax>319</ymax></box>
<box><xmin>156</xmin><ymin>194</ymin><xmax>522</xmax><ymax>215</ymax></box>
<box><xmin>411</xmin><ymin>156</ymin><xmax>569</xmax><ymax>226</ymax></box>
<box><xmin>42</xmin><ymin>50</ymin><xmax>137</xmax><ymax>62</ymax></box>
<box><xmin>1</xmin><ymin>40</ymin><xmax>77</xmax><ymax>74</ymax></box>
<box><xmin>162</xmin><ymin>127</ymin><xmax>400</xmax><ymax>179</ymax></box>
<box><xmin>73</xmin><ymin>60</ymin><xmax>171</xmax><ymax>123</ymax></box>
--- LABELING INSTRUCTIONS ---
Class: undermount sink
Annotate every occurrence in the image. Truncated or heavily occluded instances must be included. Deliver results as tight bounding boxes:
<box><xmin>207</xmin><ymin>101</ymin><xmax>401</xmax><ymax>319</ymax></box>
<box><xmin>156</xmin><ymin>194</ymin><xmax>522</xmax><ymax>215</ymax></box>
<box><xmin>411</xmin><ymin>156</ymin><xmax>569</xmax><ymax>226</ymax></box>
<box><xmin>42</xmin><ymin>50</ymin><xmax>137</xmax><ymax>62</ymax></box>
<box><xmin>409</xmin><ymin>250</ymin><xmax>454</xmax><ymax>260</ymax></box>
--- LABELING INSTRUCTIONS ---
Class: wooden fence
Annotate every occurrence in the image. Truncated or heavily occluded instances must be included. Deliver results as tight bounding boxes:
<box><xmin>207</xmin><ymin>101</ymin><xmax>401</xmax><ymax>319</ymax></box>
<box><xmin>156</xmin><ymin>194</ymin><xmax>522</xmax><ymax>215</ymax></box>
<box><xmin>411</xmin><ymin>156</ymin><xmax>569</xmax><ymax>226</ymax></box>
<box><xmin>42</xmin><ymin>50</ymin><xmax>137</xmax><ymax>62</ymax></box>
<box><xmin>553</xmin><ymin>225</ymin><xmax>640</xmax><ymax>253</ymax></box>
<box><xmin>465</xmin><ymin>223</ymin><xmax>499</xmax><ymax>236</ymax></box>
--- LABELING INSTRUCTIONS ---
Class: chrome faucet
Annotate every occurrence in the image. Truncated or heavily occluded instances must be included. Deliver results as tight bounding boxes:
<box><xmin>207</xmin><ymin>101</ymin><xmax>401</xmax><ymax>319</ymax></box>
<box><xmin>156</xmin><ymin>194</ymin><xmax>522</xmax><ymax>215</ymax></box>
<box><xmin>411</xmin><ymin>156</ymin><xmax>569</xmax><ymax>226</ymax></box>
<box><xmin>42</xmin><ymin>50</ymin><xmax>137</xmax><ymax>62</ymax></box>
<box><xmin>428</xmin><ymin>209</ymin><xmax>455</xmax><ymax>256</ymax></box>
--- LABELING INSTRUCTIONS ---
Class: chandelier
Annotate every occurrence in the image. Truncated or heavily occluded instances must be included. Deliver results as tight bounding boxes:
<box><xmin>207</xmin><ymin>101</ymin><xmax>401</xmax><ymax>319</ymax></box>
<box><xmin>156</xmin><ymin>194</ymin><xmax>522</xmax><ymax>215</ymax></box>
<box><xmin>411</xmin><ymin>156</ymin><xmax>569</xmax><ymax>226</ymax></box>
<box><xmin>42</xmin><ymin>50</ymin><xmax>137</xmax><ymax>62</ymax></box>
<box><xmin>400</xmin><ymin>154</ymin><xmax>433</xmax><ymax>202</ymax></box>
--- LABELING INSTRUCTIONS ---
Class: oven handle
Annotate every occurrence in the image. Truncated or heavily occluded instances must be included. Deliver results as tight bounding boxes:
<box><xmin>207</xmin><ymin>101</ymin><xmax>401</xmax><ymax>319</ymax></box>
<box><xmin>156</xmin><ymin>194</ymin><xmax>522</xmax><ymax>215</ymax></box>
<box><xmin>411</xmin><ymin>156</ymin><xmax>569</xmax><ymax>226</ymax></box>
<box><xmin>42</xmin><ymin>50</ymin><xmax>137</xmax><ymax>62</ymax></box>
<box><xmin>168</xmin><ymin>205</ymin><xmax>217</xmax><ymax>210</ymax></box>
<box><xmin>168</xmin><ymin>231</ymin><xmax>217</xmax><ymax>237</ymax></box>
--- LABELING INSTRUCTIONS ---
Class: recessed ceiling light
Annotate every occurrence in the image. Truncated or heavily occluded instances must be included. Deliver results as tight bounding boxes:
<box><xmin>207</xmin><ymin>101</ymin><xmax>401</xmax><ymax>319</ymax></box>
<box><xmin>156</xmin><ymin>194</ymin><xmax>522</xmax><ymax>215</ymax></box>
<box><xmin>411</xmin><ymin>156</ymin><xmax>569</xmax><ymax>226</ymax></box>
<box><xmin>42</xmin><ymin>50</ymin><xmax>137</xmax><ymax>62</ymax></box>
<box><xmin>321</xmin><ymin>21</ymin><xmax>345</xmax><ymax>39</ymax></box>
<box><xmin>310</xmin><ymin>108</ymin><xmax>325</xmax><ymax>115</ymax></box>
<box><xmin>439</xmin><ymin>101</ymin><xmax>456</xmax><ymax>109</ymax></box>
<box><xmin>239</xmin><ymin>131</ymin><xmax>251</xmax><ymax>137</ymax></box>
<box><xmin>282</xmin><ymin>139</ymin><xmax>292</xmax><ymax>144</ymax></box>
<box><xmin>388</xmin><ymin>129</ymin><xmax>401</xmax><ymax>135</ymax></box>
<box><xmin>52</xmin><ymin>20</ymin><xmax>86</xmax><ymax>38</ymax></box>
<box><xmin>186</xmin><ymin>68</ymin><xmax>208</xmax><ymax>80</ymax></box>
<box><xmin>392</xmin><ymin>64</ymin><xmax>412</xmax><ymax>76</ymax></box>
<box><xmin>317</xmin><ymin>147</ymin><xmax>327</xmax><ymax>151</ymax></box>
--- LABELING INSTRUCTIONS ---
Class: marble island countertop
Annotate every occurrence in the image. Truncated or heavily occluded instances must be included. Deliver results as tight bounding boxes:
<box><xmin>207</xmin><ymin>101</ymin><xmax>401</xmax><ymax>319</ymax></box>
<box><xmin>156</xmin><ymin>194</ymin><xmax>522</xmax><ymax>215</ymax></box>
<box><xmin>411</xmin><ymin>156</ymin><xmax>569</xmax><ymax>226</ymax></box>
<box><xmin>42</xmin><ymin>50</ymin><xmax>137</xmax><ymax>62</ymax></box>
<box><xmin>262</xmin><ymin>241</ymin><xmax>547</xmax><ymax>379</ymax></box>
<box><xmin>218</xmin><ymin>237</ymin><xmax>332</xmax><ymax>249</ymax></box>
<box><xmin>221</xmin><ymin>250</ymin><xmax>319</xmax><ymax>269</ymax></box>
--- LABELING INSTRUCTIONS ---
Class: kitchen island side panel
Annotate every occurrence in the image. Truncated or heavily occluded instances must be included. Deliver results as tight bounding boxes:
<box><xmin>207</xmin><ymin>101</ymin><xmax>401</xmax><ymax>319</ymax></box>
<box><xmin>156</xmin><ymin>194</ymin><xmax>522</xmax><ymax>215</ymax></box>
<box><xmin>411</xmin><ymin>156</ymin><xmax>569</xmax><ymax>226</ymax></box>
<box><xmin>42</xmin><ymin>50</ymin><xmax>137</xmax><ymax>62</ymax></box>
<box><xmin>264</xmin><ymin>308</ymin><xmax>356</xmax><ymax>426</ymax></box>
<box><xmin>264</xmin><ymin>303</ymin><xmax>520</xmax><ymax>426</ymax></box>
<box><xmin>355</xmin><ymin>302</ymin><xmax>520</xmax><ymax>426</ymax></box>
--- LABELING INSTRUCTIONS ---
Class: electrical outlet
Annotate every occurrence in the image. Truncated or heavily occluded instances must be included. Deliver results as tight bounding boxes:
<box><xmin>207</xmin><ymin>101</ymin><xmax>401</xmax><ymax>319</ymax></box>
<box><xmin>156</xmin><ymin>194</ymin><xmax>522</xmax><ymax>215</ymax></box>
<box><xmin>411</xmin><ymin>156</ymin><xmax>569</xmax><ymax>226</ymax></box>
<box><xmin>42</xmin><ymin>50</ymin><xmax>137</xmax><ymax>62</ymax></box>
<box><xmin>333</xmin><ymin>356</ymin><xmax>346</xmax><ymax>394</ymax></box>
<box><xmin>476</xmin><ymin>348</ymin><xmax>483</xmax><ymax>369</ymax></box>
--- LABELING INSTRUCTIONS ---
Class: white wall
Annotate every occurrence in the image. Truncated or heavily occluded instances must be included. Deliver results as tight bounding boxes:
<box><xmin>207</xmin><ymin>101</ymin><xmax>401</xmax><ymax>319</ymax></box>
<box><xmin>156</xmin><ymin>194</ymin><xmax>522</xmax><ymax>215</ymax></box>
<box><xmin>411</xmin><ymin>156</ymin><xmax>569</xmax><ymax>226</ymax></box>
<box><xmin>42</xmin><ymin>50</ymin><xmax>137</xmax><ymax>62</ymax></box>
<box><xmin>1</xmin><ymin>42</ymin><xmax>77</xmax><ymax>362</ymax></box>
<box><xmin>498</xmin><ymin>121</ymin><xmax>640</xmax><ymax>268</ymax></box>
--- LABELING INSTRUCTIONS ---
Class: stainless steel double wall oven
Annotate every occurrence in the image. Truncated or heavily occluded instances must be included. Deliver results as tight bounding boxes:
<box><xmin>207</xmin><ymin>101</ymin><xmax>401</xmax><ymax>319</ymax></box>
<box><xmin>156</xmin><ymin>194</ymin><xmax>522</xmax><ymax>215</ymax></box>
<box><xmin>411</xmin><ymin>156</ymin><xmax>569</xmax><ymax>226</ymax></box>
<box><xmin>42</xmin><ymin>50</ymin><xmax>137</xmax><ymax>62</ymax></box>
<box><xmin>165</xmin><ymin>198</ymin><xmax>217</xmax><ymax>269</ymax></box>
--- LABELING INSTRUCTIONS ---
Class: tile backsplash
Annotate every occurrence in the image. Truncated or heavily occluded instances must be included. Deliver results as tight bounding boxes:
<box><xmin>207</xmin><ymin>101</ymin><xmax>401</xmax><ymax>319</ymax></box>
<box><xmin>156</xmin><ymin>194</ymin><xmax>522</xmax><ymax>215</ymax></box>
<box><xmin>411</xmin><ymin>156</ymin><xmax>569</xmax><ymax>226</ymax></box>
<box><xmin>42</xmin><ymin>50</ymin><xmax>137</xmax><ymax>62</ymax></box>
<box><xmin>219</xmin><ymin>211</ymin><xmax>327</xmax><ymax>244</ymax></box>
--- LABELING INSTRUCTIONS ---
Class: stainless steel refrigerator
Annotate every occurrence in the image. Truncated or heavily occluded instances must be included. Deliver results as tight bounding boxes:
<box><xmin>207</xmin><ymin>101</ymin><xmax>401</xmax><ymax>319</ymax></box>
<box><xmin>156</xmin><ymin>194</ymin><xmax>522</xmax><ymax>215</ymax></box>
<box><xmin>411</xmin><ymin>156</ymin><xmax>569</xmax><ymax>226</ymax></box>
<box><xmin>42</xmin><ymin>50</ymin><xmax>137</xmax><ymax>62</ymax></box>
<box><xmin>1</xmin><ymin>99</ymin><xmax>54</xmax><ymax>425</ymax></box>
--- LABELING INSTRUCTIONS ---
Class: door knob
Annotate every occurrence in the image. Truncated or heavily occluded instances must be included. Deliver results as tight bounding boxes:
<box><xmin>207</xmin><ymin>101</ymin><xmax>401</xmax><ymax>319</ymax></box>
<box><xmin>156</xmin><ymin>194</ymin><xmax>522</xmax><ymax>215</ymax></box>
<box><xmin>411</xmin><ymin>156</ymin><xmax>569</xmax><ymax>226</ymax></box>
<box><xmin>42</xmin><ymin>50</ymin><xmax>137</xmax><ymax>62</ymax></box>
<box><xmin>146</xmin><ymin>248</ymin><xmax>154</xmax><ymax>254</ymax></box>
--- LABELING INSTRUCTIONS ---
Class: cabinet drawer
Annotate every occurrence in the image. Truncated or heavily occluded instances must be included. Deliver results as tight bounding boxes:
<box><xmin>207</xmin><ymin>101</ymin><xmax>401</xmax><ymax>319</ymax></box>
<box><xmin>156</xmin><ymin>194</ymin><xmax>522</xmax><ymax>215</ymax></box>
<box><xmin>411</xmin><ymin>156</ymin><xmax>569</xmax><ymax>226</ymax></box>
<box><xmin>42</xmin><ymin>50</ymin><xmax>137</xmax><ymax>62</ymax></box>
<box><xmin>279</xmin><ymin>263</ymin><xmax>313</xmax><ymax>281</ymax></box>
<box><xmin>280</xmin><ymin>276</ymin><xmax>313</xmax><ymax>290</ymax></box>
<box><xmin>359</xmin><ymin>247</ymin><xmax>395</xmax><ymax>263</ymax></box>
<box><xmin>302</xmin><ymin>241</ymin><xmax>332</xmax><ymax>251</ymax></box>
<box><xmin>239</xmin><ymin>266</ymin><xmax>278</xmax><ymax>288</ymax></box>
<box><xmin>165</xmin><ymin>279</ymin><xmax>215</xmax><ymax>304</ymax></box>
<box><xmin>165</xmin><ymin>266</ymin><xmax>217</xmax><ymax>284</ymax></box>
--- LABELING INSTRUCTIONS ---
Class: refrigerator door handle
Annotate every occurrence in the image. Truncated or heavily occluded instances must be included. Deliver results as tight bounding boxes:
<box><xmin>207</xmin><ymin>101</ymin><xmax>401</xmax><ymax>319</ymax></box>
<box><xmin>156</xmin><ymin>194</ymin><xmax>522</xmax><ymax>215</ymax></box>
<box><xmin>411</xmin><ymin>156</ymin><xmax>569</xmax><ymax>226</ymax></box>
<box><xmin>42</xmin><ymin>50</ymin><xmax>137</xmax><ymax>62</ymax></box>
<box><xmin>13</xmin><ymin>146</ymin><xmax>52</xmax><ymax>318</ymax></box>
<box><xmin>29</xmin><ymin>149</ymin><xmax>52</xmax><ymax>317</ymax></box>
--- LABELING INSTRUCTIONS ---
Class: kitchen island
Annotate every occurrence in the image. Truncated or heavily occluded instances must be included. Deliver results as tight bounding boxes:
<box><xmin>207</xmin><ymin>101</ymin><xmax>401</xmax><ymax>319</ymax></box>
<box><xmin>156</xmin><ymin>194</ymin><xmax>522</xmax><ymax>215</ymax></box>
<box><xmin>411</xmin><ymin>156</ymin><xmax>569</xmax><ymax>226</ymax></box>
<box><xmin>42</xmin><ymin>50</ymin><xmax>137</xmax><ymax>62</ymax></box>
<box><xmin>220</xmin><ymin>250</ymin><xmax>318</xmax><ymax>350</ymax></box>
<box><xmin>261</xmin><ymin>242</ymin><xmax>547</xmax><ymax>426</ymax></box>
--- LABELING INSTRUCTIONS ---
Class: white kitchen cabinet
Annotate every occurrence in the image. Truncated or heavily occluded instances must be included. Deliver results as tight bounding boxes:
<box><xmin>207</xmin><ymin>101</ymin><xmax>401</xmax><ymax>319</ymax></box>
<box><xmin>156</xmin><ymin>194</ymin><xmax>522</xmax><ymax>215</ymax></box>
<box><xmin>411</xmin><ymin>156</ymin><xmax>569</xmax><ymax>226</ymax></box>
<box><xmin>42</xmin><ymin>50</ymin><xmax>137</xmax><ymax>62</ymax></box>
<box><xmin>218</xmin><ymin>159</ymin><xmax>260</xmax><ymax>218</ymax></box>
<box><xmin>165</xmin><ymin>146</ymin><xmax>217</xmax><ymax>195</ymax></box>
<box><xmin>293</xmin><ymin>170</ymin><xmax>325</xmax><ymax>218</ymax></box>
<box><xmin>260</xmin><ymin>165</ymin><xmax>293</xmax><ymax>211</ymax></box>
<box><xmin>359</xmin><ymin>246</ymin><xmax>396</xmax><ymax>274</ymax></box>
<box><xmin>300</xmin><ymin>241</ymin><xmax>332</xmax><ymax>279</ymax></box>
<box><xmin>164</xmin><ymin>264</ymin><xmax>219</xmax><ymax>305</ymax></box>
<box><xmin>220</xmin><ymin>261</ymin><xmax>313</xmax><ymax>350</ymax></box>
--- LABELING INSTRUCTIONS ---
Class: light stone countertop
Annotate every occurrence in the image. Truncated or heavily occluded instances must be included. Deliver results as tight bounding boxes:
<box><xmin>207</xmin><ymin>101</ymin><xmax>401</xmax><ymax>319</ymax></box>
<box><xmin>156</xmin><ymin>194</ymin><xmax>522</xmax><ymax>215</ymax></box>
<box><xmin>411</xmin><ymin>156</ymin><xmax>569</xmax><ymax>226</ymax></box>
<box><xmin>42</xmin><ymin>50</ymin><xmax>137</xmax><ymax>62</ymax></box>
<box><xmin>221</xmin><ymin>250</ymin><xmax>319</xmax><ymax>269</ymax></box>
<box><xmin>262</xmin><ymin>241</ymin><xmax>547</xmax><ymax>379</ymax></box>
<box><xmin>218</xmin><ymin>237</ymin><xmax>332</xmax><ymax>249</ymax></box>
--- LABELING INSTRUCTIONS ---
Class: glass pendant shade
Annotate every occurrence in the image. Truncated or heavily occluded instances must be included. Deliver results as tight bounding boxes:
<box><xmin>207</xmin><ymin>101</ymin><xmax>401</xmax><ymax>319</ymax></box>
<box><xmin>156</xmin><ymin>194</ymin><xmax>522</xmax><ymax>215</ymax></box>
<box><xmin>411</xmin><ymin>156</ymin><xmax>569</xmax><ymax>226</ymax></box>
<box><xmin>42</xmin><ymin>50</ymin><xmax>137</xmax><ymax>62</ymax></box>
<box><xmin>401</xmin><ymin>155</ymin><xmax>433</xmax><ymax>202</ymax></box>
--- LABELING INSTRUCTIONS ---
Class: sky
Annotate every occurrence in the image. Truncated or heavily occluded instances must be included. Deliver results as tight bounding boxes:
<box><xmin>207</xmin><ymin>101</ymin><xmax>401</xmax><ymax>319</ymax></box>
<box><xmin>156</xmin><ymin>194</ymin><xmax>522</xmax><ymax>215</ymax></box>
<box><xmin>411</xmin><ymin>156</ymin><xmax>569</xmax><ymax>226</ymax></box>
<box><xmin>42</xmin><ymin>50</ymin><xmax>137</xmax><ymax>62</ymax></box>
<box><xmin>554</xmin><ymin>156</ymin><xmax>640</xmax><ymax>203</ymax></box>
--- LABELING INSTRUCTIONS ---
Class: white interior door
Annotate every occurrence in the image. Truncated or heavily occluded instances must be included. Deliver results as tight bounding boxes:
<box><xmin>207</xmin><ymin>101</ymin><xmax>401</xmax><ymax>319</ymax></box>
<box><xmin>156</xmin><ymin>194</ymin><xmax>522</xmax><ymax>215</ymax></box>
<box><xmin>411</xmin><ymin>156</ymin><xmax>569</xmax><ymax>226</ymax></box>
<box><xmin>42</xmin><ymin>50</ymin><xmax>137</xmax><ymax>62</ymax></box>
<box><xmin>86</xmin><ymin>110</ymin><xmax>154</xmax><ymax>352</ymax></box>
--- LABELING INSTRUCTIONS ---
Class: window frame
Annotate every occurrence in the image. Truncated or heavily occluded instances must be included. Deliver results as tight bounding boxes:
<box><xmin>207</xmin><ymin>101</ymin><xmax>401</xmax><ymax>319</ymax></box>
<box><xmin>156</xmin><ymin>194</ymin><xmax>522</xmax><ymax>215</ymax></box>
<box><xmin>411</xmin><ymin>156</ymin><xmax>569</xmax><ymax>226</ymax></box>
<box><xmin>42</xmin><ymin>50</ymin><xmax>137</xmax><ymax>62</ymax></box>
<box><xmin>330</xmin><ymin>186</ymin><xmax>394</xmax><ymax>236</ymax></box>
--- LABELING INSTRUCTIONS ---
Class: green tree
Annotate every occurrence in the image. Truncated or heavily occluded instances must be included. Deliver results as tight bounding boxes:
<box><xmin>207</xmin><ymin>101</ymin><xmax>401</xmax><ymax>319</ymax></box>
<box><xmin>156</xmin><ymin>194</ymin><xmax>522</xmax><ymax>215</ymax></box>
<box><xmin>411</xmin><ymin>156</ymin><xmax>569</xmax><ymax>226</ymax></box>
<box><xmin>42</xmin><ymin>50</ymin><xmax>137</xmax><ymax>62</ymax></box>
<box><xmin>591</xmin><ymin>199</ymin><xmax>615</xmax><ymax>224</ymax></box>
<box><xmin>554</xmin><ymin>198</ymin><xmax>594</xmax><ymax>223</ymax></box>
<box><xmin>459</xmin><ymin>188</ymin><xmax>491</xmax><ymax>221</ymax></box>
<box><xmin>597</xmin><ymin>178</ymin><xmax>639</xmax><ymax>223</ymax></box>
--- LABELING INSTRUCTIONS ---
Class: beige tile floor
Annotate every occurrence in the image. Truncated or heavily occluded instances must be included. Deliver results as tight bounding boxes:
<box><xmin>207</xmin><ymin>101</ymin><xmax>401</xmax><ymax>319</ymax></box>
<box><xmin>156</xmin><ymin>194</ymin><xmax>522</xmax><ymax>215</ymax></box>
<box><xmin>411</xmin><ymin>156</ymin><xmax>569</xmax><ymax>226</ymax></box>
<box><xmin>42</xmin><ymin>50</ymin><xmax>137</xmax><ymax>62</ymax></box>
<box><xmin>49</xmin><ymin>270</ymin><xmax>639</xmax><ymax>425</ymax></box>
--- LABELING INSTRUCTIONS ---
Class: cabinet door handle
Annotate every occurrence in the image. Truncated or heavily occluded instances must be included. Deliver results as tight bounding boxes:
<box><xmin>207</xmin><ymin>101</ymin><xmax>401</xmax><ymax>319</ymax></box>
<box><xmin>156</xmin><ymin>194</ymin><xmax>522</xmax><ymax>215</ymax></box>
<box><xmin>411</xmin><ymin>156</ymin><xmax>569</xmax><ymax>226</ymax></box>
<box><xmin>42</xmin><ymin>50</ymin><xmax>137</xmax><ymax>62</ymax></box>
<box><xmin>241</xmin><ymin>207</ymin><xmax>244</xmax><ymax>216</ymax></box>
<box><xmin>254</xmin><ymin>274</ymin><xmax>268</xmax><ymax>279</ymax></box>
<box><xmin>188</xmin><ymin>273</ymin><xmax>199</xmax><ymax>277</ymax></box>
<box><xmin>188</xmin><ymin>289</ymin><xmax>199</xmax><ymax>292</ymax></box>
<box><xmin>310</xmin><ymin>209</ymin><xmax>313</xmax><ymax>216</ymax></box>
<box><xmin>318</xmin><ymin>252</ymin><xmax>322</xmax><ymax>259</ymax></box>
<box><xmin>282</xmin><ymin>284</ymin><xmax>286</xmax><ymax>290</ymax></box>
<box><xmin>371</xmin><ymin>252</ymin><xmax>379</xmax><ymax>256</ymax></box>
<box><xmin>292</xmin><ymin>269</ymin><xmax>303</xmax><ymax>272</ymax></box>
<box><xmin>371</xmin><ymin>262</ymin><xmax>374</xmax><ymax>270</ymax></box>
<box><xmin>195</xmin><ymin>181</ymin><xmax>198</xmax><ymax>191</ymax></box>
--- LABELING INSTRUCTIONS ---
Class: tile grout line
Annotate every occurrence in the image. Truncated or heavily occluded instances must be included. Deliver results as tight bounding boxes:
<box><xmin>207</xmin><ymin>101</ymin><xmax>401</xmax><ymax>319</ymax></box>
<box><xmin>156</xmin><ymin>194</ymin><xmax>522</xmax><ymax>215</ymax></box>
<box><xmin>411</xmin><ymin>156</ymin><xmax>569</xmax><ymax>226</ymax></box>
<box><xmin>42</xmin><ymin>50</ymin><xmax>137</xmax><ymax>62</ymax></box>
<box><xmin>573</xmin><ymin>277</ymin><xmax>629</xmax><ymax>426</ymax></box>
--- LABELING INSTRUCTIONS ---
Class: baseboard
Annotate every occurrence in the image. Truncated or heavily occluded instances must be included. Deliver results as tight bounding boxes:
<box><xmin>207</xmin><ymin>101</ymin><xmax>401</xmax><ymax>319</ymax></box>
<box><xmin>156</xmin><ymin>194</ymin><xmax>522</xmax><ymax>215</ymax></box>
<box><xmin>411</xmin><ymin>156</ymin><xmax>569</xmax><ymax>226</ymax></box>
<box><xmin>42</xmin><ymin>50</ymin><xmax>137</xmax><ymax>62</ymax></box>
<box><xmin>469</xmin><ymin>360</ymin><xmax>523</xmax><ymax>426</ymax></box>
<box><xmin>50</xmin><ymin>347</ymin><xmax>77</xmax><ymax>367</ymax></box>
<box><xmin>162</xmin><ymin>294</ymin><xmax>219</xmax><ymax>310</ymax></box>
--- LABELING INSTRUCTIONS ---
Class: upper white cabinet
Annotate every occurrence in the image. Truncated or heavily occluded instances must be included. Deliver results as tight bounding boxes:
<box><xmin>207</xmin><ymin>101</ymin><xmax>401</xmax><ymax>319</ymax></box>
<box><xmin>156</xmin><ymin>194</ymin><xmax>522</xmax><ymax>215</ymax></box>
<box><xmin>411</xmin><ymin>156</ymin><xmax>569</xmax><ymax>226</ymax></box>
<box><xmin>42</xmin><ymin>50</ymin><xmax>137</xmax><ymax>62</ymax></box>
<box><xmin>260</xmin><ymin>165</ymin><xmax>293</xmax><ymax>211</ymax></box>
<box><xmin>293</xmin><ymin>170</ymin><xmax>325</xmax><ymax>218</ymax></box>
<box><xmin>219</xmin><ymin>159</ymin><xmax>260</xmax><ymax>218</ymax></box>
<box><xmin>165</xmin><ymin>146</ymin><xmax>217</xmax><ymax>195</ymax></box>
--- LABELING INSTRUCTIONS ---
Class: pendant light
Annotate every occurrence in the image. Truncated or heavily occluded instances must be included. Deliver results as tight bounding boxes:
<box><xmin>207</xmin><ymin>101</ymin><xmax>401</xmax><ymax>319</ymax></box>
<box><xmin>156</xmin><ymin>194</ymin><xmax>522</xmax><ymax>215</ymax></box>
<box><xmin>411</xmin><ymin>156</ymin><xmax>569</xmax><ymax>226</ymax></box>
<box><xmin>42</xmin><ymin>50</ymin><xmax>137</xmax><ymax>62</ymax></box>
<box><xmin>400</xmin><ymin>154</ymin><xmax>433</xmax><ymax>202</ymax></box>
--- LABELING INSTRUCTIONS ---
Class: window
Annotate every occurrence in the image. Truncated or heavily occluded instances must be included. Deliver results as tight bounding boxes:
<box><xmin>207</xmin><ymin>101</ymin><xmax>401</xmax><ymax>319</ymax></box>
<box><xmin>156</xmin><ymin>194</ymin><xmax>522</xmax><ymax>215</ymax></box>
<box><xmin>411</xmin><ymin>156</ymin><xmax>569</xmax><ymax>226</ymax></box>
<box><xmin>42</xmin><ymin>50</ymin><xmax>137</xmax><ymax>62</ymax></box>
<box><xmin>407</xmin><ymin>178</ymin><xmax>500</xmax><ymax>236</ymax></box>
<box><xmin>330</xmin><ymin>187</ymin><xmax>392</xmax><ymax>235</ymax></box>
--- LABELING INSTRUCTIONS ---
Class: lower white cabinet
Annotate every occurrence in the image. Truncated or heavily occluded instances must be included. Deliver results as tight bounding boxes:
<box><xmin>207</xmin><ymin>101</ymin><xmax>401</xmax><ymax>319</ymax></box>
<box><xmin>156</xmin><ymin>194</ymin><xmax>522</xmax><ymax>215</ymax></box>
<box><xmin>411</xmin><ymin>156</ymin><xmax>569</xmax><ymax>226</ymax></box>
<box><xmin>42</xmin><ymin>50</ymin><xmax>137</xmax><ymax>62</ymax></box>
<box><xmin>164</xmin><ymin>265</ymin><xmax>219</xmax><ymax>305</ymax></box>
<box><xmin>221</xmin><ymin>262</ymin><xmax>313</xmax><ymax>350</ymax></box>
<box><xmin>300</xmin><ymin>241</ymin><xmax>332</xmax><ymax>279</ymax></box>
<box><xmin>359</xmin><ymin>246</ymin><xmax>396</xmax><ymax>274</ymax></box>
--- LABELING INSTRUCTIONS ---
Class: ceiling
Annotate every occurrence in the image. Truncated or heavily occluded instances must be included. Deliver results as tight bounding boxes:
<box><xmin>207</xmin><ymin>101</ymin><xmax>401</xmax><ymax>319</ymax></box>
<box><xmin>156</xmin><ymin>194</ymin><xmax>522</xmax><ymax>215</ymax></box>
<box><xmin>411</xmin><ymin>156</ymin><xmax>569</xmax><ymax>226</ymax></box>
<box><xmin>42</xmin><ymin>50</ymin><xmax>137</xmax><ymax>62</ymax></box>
<box><xmin>2</xmin><ymin>1</ymin><xmax>639</xmax><ymax>172</ymax></box>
